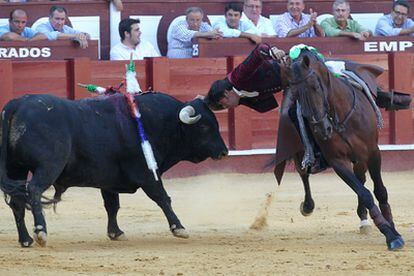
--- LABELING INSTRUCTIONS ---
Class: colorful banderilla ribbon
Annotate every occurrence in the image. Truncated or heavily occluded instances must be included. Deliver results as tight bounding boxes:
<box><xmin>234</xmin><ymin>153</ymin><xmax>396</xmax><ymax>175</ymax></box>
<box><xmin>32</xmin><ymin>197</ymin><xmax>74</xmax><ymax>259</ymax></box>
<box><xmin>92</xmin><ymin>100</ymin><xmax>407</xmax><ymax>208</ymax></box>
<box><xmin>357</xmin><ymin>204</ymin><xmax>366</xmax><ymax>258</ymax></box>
<box><xmin>78</xmin><ymin>54</ymin><xmax>159</xmax><ymax>181</ymax></box>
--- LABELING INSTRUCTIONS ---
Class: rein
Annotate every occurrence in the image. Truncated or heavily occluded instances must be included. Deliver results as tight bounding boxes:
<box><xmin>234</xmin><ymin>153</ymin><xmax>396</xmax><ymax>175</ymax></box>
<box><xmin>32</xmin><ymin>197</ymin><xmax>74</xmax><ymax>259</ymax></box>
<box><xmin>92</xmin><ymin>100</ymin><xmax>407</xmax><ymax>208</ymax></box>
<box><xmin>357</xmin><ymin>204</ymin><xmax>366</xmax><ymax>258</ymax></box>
<box><xmin>291</xmin><ymin>66</ymin><xmax>357</xmax><ymax>140</ymax></box>
<box><xmin>289</xmin><ymin>69</ymin><xmax>314</xmax><ymax>85</ymax></box>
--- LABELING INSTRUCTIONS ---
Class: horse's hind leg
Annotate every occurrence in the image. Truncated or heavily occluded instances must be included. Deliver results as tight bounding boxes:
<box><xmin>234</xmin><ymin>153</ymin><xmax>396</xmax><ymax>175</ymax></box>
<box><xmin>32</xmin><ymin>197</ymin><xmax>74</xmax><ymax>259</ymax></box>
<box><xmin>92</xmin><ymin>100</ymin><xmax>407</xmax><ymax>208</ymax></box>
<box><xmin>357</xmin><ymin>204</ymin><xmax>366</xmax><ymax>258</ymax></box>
<box><xmin>331</xmin><ymin>159</ymin><xmax>403</xmax><ymax>250</ymax></box>
<box><xmin>353</xmin><ymin>163</ymin><xmax>371</xmax><ymax>234</ymax></box>
<box><xmin>367</xmin><ymin>149</ymin><xmax>402</xmax><ymax>240</ymax></box>
<box><xmin>294</xmin><ymin>154</ymin><xmax>314</xmax><ymax>216</ymax></box>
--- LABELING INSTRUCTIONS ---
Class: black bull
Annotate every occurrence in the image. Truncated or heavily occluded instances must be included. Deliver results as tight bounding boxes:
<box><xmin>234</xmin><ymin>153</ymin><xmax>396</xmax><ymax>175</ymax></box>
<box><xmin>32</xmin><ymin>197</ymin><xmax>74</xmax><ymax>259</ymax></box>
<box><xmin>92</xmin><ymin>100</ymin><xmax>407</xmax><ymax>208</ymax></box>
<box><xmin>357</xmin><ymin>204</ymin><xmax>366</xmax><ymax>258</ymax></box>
<box><xmin>0</xmin><ymin>93</ymin><xmax>228</xmax><ymax>247</ymax></box>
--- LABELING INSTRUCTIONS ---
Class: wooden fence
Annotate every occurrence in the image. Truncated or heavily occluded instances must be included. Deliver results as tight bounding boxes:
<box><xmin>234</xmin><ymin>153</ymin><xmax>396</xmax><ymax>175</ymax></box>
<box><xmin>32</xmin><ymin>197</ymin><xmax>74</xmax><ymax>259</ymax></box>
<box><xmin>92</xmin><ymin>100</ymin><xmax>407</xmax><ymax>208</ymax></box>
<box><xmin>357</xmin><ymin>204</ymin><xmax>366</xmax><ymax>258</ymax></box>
<box><xmin>0</xmin><ymin>52</ymin><xmax>413</xmax><ymax>151</ymax></box>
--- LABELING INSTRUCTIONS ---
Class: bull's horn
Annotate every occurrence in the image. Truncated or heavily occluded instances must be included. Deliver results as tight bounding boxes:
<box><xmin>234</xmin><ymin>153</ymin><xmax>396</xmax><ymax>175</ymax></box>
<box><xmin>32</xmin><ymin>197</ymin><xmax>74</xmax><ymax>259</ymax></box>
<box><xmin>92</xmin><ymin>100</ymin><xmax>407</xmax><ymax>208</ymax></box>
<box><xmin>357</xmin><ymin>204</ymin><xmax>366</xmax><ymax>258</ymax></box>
<box><xmin>179</xmin><ymin>106</ymin><xmax>201</xmax><ymax>124</ymax></box>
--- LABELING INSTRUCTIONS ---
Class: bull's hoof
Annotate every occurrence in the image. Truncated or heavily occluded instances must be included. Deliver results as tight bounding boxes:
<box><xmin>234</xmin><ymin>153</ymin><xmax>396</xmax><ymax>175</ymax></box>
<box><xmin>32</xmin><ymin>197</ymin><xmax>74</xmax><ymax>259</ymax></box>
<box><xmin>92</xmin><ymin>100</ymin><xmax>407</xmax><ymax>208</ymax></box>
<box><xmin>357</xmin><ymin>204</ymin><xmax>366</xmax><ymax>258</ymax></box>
<box><xmin>20</xmin><ymin>237</ymin><xmax>34</xmax><ymax>248</ymax></box>
<box><xmin>388</xmin><ymin>236</ymin><xmax>405</xmax><ymax>251</ymax></box>
<box><xmin>33</xmin><ymin>231</ymin><xmax>47</xmax><ymax>247</ymax></box>
<box><xmin>172</xmin><ymin>228</ymin><xmax>189</xmax><ymax>239</ymax></box>
<box><xmin>108</xmin><ymin>232</ymin><xmax>128</xmax><ymax>241</ymax></box>
<box><xmin>300</xmin><ymin>201</ymin><xmax>314</xmax><ymax>216</ymax></box>
<box><xmin>359</xmin><ymin>220</ymin><xmax>372</xmax><ymax>234</ymax></box>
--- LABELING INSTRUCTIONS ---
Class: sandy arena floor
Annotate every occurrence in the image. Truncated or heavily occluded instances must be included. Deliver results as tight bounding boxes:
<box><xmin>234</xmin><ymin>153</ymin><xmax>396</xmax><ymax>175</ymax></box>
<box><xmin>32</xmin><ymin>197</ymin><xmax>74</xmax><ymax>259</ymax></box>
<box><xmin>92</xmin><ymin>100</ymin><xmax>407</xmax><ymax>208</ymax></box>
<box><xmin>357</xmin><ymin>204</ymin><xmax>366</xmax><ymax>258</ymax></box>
<box><xmin>0</xmin><ymin>171</ymin><xmax>413</xmax><ymax>275</ymax></box>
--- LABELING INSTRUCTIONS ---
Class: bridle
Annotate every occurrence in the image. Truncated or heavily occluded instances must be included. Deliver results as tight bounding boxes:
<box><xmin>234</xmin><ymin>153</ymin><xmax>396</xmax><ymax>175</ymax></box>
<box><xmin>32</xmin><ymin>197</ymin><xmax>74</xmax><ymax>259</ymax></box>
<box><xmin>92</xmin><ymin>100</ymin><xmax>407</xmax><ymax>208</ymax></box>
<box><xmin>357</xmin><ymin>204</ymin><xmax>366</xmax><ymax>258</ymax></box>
<box><xmin>289</xmin><ymin>68</ymin><xmax>314</xmax><ymax>85</ymax></box>
<box><xmin>290</xmin><ymin>65</ymin><xmax>357</xmax><ymax>140</ymax></box>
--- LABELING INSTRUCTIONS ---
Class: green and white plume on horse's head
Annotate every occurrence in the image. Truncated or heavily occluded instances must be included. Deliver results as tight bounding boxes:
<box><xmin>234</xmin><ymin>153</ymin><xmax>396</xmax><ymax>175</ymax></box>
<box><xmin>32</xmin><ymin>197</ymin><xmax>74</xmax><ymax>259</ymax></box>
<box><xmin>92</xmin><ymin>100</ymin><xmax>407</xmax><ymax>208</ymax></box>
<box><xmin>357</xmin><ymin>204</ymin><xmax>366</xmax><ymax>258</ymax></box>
<box><xmin>126</xmin><ymin>53</ymin><xmax>142</xmax><ymax>94</ymax></box>
<box><xmin>289</xmin><ymin>44</ymin><xmax>325</xmax><ymax>61</ymax></box>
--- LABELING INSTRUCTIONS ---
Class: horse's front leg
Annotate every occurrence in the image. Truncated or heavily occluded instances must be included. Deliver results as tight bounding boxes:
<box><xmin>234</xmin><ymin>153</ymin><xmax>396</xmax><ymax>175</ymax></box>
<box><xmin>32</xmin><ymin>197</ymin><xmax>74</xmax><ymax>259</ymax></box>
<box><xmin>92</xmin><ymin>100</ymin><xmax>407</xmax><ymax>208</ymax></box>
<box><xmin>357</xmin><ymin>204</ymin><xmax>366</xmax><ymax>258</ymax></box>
<box><xmin>331</xmin><ymin>159</ymin><xmax>403</xmax><ymax>251</ymax></box>
<box><xmin>294</xmin><ymin>153</ymin><xmax>314</xmax><ymax>216</ymax></box>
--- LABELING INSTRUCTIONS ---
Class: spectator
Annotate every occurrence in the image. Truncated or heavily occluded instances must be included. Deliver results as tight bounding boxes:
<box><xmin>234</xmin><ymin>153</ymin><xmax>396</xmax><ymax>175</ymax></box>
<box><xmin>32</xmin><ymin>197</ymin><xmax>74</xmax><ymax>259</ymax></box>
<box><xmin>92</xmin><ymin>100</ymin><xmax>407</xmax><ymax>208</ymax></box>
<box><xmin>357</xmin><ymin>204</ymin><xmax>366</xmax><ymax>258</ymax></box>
<box><xmin>321</xmin><ymin>0</ymin><xmax>371</xmax><ymax>40</ymax></box>
<box><xmin>242</xmin><ymin>0</ymin><xmax>276</xmax><ymax>36</ymax></box>
<box><xmin>167</xmin><ymin>7</ymin><xmax>222</xmax><ymax>59</ymax></box>
<box><xmin>375</xmin><ymin>0</ymin><xmax>414</xmax><ymax>36</ymax></box>
<box><xmin>275</xmin><ymin>0</ymin><xmax>324</xmax><ymax>37</ymax></box>
<box><xmin>0</xmin><ymin>9</ymin><xmax>47</xmax><ymax>41</ymax></box>
<box><xmin>110</xmin><ymin>18</ymin><xmax>159</xmax><ymax>60</ymax></box>
<box><xmin>35</xmin><ymin>6</ymin><xmax>90</xmax><ymax>49</ymax></box>
<box><xmin>213</xmin><ymin>2</ymin><xmax>262</xmax><ymax>44</ymax></box>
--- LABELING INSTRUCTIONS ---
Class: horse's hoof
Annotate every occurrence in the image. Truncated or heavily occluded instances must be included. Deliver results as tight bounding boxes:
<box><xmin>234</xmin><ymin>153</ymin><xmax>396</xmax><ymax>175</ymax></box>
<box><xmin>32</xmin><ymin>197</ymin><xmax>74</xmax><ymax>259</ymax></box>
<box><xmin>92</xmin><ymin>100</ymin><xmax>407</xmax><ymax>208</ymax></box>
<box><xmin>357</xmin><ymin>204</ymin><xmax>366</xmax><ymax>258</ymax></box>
<box><xmin>300</xmin><ymin>202</ymin><xmax>313</xmax><ymax>216</ymax></box>
<box><xmin>359</xmin><ymin>220</ymin><xmax>372</xmax><ymax>234</ymax></box>
<box><xmin>108</xmin><ymin>232</ymin><xmax>128</xmax><ymax>241</ymax></box>
<box><xmin>172</xmin><ymin>228</ymin><xmax>190</xmax><ymax>239</ymax></box>
<box><xmin>33</xmin><ymin>231</ymin><xmax>47</xmax><ymax>247</ymax></box>
<box><xmin>388</xmin><ymin>236</ymin><xmax>405</xmax><ymax>251</ymax></box>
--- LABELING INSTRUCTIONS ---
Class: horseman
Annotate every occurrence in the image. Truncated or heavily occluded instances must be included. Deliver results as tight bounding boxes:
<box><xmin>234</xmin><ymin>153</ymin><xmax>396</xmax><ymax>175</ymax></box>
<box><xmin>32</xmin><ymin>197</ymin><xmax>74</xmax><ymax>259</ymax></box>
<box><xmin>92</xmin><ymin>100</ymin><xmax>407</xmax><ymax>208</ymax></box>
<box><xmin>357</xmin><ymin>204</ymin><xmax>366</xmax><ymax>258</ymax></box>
<box><xmin>204</xmin><ymin>43</ymin><xmax>324</xmax><ymax>173</ymax></box>
<box><xmin>204</xmin><ymin>43</ymin><xmax>287</xmax><ymax>112</ymax></box>
<box><xmin>205</xmin><ymin>43</ymin><xmax>411</xmax><ymax>175</ymax></box>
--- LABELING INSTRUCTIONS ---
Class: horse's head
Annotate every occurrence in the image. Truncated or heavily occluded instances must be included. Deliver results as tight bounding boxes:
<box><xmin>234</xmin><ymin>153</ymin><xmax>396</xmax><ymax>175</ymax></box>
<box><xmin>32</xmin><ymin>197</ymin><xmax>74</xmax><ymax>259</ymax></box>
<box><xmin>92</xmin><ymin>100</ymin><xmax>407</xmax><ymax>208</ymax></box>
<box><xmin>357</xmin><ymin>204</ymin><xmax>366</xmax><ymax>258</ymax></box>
<box><xmin>289</xmin><ymin>50</ymin><xmax>333</xmax><ymax>141</ymax></box>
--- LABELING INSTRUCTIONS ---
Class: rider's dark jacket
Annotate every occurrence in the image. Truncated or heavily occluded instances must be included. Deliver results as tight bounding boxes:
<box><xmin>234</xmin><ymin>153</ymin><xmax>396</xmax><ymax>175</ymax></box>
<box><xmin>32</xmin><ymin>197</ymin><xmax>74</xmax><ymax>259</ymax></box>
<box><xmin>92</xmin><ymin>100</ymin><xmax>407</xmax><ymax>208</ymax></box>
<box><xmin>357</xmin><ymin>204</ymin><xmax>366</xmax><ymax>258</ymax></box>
<box><xmin>227</xmin><ymin>43</ymin><xmax>285</xmax><ymax>113</ymax></box>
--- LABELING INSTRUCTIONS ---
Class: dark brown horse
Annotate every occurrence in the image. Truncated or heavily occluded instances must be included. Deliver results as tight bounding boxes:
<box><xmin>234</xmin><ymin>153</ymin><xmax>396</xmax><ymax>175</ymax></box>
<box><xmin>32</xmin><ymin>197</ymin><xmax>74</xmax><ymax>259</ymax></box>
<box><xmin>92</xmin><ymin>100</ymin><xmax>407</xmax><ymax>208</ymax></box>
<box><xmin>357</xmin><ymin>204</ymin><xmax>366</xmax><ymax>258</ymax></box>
<box><xmin>282</xmin><ymin>50</ymin><xmax>404</xmax><ymax>251</ymax></box>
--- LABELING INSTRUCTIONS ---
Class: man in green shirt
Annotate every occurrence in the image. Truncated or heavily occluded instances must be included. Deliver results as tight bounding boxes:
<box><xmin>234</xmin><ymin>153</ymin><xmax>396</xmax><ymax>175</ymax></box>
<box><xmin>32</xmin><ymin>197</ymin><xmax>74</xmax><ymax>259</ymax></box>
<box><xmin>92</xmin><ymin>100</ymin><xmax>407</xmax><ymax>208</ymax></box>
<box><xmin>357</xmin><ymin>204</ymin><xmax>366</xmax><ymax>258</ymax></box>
<box><xmin>321</xmin><ymin>0</ymin><xmax>371</xmax><ymax>40</ymax></box>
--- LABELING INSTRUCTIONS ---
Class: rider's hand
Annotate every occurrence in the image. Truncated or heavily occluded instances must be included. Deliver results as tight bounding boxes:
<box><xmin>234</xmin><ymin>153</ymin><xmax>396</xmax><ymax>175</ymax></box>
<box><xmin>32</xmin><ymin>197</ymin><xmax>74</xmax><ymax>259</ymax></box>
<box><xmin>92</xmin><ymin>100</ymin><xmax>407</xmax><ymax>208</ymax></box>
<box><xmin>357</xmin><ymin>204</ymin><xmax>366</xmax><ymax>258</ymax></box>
<box><xmin>270</xmin><ymin>46</ymin><xmax>285</xmax><ymax>60</ymax></box>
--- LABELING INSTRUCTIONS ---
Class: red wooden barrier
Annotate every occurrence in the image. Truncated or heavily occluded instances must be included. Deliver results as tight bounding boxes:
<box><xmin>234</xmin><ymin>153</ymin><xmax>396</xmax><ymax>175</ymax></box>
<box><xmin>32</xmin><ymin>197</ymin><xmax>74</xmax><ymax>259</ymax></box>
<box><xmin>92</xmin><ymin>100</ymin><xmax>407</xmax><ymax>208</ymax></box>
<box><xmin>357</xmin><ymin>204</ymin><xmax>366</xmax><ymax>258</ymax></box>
<box><xmin>0</xmin><ymin>54</ymin><xmax>413</xmax><ymax>149</ymax></box>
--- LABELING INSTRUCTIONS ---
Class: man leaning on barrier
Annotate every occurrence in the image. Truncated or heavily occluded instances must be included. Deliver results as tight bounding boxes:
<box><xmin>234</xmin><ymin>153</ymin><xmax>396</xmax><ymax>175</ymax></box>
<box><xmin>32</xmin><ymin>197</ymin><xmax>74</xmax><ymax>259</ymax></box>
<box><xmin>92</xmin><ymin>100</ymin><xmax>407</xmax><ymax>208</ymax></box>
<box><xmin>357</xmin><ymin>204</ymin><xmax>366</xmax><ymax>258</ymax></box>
<box><xmin>167</xmin><ymin>7</ymin><xmax>222</xmax><ymax>59</ymax></box>
<box><xmin>243</xmin><ymin>0</ymin><xmax>276</xmax><ymax>37</ymax></box>
<box><xmin>213</xmin><ymin>2</ymin><xmax>262</xmax><ymax>44</ymax></box>
<box><xmin>321</xmin><ymin>0</ymin><xmax>371</xmax><ymax>41</ymax></box>
<box><xmin>0</xmin><ymin>9</ymin><xmax>47</xmax><ymax>41</ymax></box>
<box><xmin>35</xmin><ymin>5</ymin><xmax>90</xmax><ymax>49</ymax></box>
<box><xmin>375</xmin><ymin>0</ymin><xmax>414</xmax><ymax>36</ymax></box>
<box><xmin>275</xmin><ymin>0</ymin><xmax>324</xmax><ymax>38</ymax></box>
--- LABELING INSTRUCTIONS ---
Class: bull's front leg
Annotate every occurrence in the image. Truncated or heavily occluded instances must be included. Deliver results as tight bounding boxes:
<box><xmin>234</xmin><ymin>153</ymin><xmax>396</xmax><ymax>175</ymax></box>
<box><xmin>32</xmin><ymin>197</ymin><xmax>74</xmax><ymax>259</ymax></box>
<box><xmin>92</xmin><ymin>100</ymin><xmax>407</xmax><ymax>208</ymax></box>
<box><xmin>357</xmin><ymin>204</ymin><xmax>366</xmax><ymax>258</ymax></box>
<box><xmin>142</xmin><ymin>180</ymin><xmax>189</xmax><ymax>239</ymax></box>
<box><xmin>101</xmin><ymin>190</ymin><xmax>127</xmax><ymax>241</ymax></box>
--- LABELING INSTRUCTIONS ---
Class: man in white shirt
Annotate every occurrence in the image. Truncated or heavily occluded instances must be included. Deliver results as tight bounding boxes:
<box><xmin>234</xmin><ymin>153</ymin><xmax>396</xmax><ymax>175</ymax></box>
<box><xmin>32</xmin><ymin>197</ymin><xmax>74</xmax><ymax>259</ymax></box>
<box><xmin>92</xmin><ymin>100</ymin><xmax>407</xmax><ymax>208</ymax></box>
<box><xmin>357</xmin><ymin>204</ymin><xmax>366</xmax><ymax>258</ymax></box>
<box><xmin>110</xmin><ymin>18</ymin><xmax>160</xmax><ymax>60</ymax></box>
<box><xmin>242</xmin><ymin>0</ymin><xmax>276</xmax><ymax>36</ymax></box>
<box><xmin>213</xmin><ymin>2</ymin><xmax>262</xmax><ymax>44</ymax></box>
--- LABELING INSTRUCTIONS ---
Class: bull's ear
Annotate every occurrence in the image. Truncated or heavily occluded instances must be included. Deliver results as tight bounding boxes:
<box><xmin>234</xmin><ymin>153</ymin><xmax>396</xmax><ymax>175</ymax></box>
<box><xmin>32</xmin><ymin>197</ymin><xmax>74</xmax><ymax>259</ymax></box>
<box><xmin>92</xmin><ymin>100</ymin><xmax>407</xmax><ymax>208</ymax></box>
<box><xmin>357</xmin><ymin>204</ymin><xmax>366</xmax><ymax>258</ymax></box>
<box><xmin>301</xmin><ymin>55</ymin><xmax>310</xmax><ymax>69</ymax></box>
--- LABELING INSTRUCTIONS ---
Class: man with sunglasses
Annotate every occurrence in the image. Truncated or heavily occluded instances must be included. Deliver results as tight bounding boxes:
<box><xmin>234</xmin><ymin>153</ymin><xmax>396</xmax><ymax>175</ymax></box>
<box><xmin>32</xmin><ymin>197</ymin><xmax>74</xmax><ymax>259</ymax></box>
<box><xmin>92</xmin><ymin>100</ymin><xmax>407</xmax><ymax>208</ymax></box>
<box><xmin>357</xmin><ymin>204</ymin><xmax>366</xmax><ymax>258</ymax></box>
<box><xmin>375</xmin><ymin>0</ymin><xmax>414</xmax><ymax>36</ymax></box>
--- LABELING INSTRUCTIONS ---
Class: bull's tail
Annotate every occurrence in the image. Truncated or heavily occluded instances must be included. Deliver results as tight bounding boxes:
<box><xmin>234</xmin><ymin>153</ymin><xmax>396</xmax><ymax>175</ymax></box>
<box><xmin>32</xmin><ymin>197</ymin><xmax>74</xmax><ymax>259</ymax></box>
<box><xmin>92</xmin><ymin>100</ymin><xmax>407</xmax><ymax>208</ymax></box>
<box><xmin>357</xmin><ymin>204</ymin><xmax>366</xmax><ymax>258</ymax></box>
<box><xmin>0</xmin><ymin>100</ymin><xmax>27</xmax><ymax>201</ymax></box>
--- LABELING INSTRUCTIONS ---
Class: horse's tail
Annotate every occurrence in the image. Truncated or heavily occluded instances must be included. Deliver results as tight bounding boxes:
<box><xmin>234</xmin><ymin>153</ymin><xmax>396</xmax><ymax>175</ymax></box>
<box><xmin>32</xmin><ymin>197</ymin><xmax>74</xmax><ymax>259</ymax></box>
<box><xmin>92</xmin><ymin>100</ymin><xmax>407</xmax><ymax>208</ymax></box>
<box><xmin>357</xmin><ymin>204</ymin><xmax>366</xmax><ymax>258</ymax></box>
<box><xmin>274</xmin><ymin>161</ymin><xmax>286</xmax><ymax>185</ymax></box>
<box><xmin>263</xmin><ymin>156</ymin><xmax>286</xmax><ymax>186</ymax></box>
<box><xmin>0</xmin><ymin>99</ymin><xmax>27</xmax><ymax>201</ymax></box>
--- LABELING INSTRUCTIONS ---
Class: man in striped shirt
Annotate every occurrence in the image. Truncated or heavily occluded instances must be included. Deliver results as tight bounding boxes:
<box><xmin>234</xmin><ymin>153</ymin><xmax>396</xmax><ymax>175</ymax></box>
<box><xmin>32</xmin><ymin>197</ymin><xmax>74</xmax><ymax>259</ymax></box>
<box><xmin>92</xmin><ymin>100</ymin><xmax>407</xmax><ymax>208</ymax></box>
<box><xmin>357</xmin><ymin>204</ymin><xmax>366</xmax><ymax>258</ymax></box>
<box><xmin>167</xmin><ymin>7</ymin><xmax>222</xmax><ymax>59</ymax></box>
<box><xmin>275</xmin><ymin>0</ymin><xmax>324</xmax><ymax>38</ymax></box>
